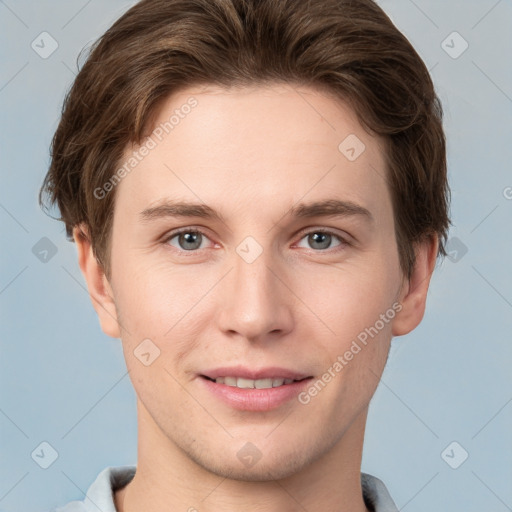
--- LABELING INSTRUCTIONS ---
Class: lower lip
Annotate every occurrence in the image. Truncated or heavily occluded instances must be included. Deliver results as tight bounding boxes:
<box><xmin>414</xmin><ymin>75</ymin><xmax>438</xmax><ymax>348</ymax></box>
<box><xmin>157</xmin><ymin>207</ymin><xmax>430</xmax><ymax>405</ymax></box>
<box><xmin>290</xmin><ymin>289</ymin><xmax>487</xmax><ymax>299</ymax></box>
<box><xmin>199</xmin><ymin>376</ymin><xmax>313</xmax><ymax>412</ymax></box>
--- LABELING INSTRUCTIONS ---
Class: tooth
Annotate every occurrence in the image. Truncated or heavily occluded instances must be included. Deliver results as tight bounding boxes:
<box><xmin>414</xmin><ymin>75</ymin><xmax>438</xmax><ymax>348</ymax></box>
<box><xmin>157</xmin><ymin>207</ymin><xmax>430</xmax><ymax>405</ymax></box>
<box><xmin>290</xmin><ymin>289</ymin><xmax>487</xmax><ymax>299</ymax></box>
<box><xmin>224</xmin><ymin>376</ymin><xmax>237</xmax><ymax>386</ymax></box>
<box><xmin>237</xmin><ymin>377</ymin><xmax>255</xmax><ymax>389</ymax></box>
<box><xmin>214</xmin><ymin>377</ymin><xmax>294</xmax><ymax>388</ymax></box>
<box><xmin>254</xmin><ymin>378</ymin><xmax>274</xmax><ymax>389</ymax></box>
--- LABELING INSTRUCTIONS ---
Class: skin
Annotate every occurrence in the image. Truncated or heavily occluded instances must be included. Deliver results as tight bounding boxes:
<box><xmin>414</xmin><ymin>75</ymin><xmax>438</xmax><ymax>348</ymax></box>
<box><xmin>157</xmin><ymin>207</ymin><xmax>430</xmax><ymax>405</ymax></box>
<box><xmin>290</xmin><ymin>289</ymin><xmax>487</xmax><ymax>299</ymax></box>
<box><xmin>74</xmin><ymin>83</ymin><xmax>438</xmax><ymax>512</ymax></box>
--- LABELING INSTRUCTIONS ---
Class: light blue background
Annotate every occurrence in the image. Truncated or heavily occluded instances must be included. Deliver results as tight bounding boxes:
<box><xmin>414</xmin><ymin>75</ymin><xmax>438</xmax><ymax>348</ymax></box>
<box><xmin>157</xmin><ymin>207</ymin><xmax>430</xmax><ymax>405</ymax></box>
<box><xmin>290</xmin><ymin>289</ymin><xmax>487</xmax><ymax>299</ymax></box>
<box><xmin>1</xmin><ymin>1</ymin><xmax>511</xmax><ymax>511</ymax></box>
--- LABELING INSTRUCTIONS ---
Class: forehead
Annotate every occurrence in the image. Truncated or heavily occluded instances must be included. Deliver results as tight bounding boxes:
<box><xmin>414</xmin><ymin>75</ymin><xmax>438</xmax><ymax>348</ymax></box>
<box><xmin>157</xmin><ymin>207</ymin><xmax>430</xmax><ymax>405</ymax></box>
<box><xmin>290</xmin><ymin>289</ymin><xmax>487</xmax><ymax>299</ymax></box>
<box><xmin>114</xmin><ymin>83</ymin><xmax>391</xmax><ymax>223</ymax></box>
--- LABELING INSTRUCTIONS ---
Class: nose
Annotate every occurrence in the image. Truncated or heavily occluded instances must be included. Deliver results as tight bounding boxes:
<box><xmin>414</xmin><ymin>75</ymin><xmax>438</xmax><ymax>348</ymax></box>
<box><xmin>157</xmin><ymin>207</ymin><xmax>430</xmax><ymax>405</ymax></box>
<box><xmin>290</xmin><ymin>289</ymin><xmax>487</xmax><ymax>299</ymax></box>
<box><xmin>215</xmin><ymin>246</ymin><xmax>294</xmax><ymax>343</ymax></box>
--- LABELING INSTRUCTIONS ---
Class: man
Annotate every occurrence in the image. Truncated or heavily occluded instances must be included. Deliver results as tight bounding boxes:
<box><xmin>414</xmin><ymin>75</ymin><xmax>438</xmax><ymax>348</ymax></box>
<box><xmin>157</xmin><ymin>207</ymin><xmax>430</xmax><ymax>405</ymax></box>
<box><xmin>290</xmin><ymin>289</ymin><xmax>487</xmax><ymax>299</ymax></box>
<box><xmin>41</xmin><ymin>0</ymin><xmax>450</xmax><ymax>510</ymax></box>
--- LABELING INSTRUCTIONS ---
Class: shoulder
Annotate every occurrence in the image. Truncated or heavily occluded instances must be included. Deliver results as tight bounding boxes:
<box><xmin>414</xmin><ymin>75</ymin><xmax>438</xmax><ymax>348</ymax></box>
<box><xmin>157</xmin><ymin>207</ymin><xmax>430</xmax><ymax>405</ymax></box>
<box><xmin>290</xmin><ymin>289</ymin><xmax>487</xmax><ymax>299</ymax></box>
<box><xmin>51</xmin><ymin>465</ymin><xmax>137</xmax><ymax>512</ymax></box>
<box><xmin>361</xmin><ymin>472</ymin><xmax>399</xmax><ymax>512</ymax></box>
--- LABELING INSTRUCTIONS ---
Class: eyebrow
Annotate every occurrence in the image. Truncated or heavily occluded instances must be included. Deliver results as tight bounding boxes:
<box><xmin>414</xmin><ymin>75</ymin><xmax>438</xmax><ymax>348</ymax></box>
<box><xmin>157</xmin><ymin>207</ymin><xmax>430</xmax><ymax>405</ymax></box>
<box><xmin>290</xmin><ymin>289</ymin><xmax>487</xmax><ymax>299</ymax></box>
<box><xmin>139</xmin><ymin>198</ymin><xmax>374</xmax><ymax>224</ymax></box>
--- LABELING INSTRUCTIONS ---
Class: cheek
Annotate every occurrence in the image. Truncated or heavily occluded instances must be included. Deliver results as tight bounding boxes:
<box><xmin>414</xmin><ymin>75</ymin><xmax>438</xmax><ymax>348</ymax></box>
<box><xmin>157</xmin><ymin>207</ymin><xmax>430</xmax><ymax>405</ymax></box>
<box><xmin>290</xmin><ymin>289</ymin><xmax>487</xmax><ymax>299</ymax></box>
<box><xmin>112</xmin><ymin>257</ymin><xmax>217</xmax><ymax>349</ymax></box>
<box><xmin>291</xmin><ymin>256</ymin><xmax>400</xmax><ymax>382</ymax></box>
<box><xmin>294</xmin><ymin>255</ymin><xmax>399</xmax><ymax>329</ymax></box>
<box><xmin>299</xmin><ymin>270</ymin><xmax>396</xmax><ymax>411</ymax></box>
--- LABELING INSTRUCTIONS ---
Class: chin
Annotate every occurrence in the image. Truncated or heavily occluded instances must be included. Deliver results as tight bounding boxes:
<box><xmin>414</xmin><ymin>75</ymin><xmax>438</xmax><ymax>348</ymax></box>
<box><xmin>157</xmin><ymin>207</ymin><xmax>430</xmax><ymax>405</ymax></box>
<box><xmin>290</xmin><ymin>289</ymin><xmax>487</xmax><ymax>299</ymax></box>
<box><xmin>209</xmin><ymin>460</ymin><xmax>305</xmax><ymax>482</ymax></box>
<box><xmin>187</xmin><ymin>445</ymin><xmax>311</xmax><ymax>482</ymax></box>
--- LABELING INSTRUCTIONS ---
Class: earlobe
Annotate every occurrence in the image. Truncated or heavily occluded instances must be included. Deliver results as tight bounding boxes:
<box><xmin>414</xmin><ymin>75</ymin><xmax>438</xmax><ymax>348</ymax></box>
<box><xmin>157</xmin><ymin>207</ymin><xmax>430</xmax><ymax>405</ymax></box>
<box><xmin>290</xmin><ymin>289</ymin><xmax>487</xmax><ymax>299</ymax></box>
<box><xmin>73</xmin><ymin>224</ymin><xmax>121</xmax><ymax>339</ymax></box>
<box><xmin>391</xmin><ymin>235</ymin><xmax>439</xmax><ymax>337</ymax></box>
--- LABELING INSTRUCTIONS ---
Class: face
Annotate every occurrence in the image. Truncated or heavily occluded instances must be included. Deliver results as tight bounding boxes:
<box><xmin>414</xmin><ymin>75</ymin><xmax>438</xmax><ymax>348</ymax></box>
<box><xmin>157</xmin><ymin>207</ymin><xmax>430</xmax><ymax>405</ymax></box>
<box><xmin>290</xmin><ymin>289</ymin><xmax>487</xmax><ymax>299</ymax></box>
<box><xmin>81</xmin><ymin>83</ymin><xmax>429</xmax><ymax>482</ymax></box>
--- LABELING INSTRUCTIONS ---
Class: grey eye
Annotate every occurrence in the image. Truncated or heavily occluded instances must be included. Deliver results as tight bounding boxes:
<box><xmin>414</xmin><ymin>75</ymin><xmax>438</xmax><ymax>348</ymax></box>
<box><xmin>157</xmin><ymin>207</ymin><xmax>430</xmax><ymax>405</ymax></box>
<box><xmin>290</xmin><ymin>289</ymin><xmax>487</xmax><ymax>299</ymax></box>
<box><xmin>297</xmin><ymin>231</ymin><xmax>343</xmax><ymax>251</ymax></box>
<box><xmin>168</xmin><ymin>231</ymin><xmax>205</xmax><ymax>251</ymax></box>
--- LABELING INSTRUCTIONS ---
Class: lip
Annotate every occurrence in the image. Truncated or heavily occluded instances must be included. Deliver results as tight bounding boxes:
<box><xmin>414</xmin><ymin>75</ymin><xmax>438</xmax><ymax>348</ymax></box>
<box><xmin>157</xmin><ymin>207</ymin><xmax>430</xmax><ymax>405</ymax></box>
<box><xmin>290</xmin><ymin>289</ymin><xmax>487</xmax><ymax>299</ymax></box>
<box><xmin>198</xmin><ymin>366</ymin><xmax>314</xmax><ymax>412</ymax></box>
<box><xmin>200</xmin><ymin>365</ymin><xmax>311</xmax><ymax>381</ymax></box>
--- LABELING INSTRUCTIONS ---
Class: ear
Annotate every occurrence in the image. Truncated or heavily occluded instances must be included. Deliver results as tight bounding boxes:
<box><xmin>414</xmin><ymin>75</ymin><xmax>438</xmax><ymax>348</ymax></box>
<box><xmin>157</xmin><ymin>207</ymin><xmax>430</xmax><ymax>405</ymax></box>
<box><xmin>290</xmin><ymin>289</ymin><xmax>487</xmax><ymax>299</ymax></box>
<box><xmin>392</xmin><ymin>234</ymin><xmax>439</xmax><ymax>337</ymax></box>
<box><xmin>73</xmin><ymin>224</ymin><xmax>121</xmax><ymax>338</ymax></box>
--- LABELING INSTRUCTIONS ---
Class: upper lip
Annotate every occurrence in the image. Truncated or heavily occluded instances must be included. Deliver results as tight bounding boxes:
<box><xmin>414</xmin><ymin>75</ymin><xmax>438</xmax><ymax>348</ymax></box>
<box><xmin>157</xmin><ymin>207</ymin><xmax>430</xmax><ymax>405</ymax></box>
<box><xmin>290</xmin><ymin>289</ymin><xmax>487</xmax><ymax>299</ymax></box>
<box><xmin>200</xmin><ymin>366</ymin><xmax>312</xmax><ymax>381</ymax></box>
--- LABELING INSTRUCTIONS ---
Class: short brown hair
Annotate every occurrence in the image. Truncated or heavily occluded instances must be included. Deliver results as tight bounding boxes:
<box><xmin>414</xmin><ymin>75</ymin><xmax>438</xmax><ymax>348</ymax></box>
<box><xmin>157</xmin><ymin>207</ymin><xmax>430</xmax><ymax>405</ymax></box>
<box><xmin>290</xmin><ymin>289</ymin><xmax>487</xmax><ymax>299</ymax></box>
<box><xmin>40</xmin><ymin>0</ymin><xmax>450</xmax><ymax>280</ymax></box>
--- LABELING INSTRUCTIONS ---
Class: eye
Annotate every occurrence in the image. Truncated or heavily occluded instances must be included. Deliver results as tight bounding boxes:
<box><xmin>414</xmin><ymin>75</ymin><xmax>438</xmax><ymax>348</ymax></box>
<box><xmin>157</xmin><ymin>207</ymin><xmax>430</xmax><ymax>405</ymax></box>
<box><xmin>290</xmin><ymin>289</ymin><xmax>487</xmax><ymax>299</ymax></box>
<box><xmin>295</xmin><ymin>229</ymin><xmax>349</xmax><ymax>251</ymax></box>
<box><xmin>163</xmin><ymin>228</ymin><xmax>213</xmax><ymax>252</ymax></box>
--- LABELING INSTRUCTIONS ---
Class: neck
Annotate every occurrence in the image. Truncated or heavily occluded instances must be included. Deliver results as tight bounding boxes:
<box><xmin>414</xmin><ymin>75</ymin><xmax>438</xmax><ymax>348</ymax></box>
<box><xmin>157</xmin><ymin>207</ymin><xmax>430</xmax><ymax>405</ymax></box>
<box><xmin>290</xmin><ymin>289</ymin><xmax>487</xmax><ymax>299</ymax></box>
<box><xmin>115</xmin><ymin>400</ymin><xmax>371</xmax><ymax>512</ymax></box>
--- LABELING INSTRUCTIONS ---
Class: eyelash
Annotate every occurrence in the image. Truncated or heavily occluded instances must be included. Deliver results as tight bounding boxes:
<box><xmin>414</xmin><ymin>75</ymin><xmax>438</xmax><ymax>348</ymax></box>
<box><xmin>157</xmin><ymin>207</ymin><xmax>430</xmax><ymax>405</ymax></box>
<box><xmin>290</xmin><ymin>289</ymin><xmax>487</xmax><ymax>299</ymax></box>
<box><xmin>162</xmin><ymin>227</ymin><xmax>351</xmax><ymax>255</ymax></box>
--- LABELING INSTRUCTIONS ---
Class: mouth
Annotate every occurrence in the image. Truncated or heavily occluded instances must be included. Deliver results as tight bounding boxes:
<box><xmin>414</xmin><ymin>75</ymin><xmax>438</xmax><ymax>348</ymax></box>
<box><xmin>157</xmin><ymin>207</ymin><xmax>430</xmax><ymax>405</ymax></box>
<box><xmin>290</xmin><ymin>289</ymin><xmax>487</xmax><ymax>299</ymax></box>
<box><xmin>198</xmin><ymin>366</ymin><xmax>314</xmax><ymax>411</ymax></box>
